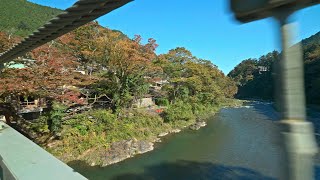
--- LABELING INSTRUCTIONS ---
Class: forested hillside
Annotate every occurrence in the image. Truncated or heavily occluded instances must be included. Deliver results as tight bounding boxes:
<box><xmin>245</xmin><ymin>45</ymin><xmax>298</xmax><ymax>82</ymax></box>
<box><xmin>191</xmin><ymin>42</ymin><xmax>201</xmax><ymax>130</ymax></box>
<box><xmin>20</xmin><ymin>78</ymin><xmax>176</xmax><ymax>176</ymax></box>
<box><xmin>0</xmin><ymin>0</ymin><xmax>239</xmax><ymax>165</ymax></box>
<box><xmin>228</xmin><ymin>32</ymin><xmax>320</xmax><ymax>104</ymax></box>
<box><xmin>0</xmin><ymin>0</ymin><xmax>61</xmax><ymax>37</ymax></box>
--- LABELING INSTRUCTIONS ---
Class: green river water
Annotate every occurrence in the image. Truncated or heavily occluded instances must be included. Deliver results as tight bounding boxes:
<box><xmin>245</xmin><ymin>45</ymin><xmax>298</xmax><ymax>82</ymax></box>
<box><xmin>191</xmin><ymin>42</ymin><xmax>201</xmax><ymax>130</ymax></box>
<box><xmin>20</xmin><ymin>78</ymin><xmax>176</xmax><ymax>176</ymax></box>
<box><xmin>69</xmin><ymin>102</ymin><xmax>320</xmax><ymax>180</ymax></box>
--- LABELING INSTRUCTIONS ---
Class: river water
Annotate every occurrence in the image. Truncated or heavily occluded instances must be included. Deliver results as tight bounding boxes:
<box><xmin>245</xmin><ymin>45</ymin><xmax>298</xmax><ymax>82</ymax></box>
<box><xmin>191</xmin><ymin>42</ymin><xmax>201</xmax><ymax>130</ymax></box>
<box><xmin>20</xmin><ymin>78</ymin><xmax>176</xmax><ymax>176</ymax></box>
<box><xmin>69</xmin><ymin>102</ymin><xmax>320</xmax><ymax>180</ymax></box>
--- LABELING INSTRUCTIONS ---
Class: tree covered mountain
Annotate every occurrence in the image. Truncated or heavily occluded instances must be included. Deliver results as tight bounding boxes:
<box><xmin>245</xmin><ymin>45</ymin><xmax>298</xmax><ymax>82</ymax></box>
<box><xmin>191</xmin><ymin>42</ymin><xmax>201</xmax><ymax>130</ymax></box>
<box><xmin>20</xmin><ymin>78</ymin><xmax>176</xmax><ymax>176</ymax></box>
<box><xmin>0</xmin><ymin>0</ymin><xmax>61</xmax><ymax>37</ymax></box>
<box><xmin>228</xmin><ymin>31</ymin><xmax>320</xmax><ymax>105</ymax></box>
<box><xmin>302</xmin><ymin>32</ymin><xmax>320</xmax><ymax>47</ymax></box>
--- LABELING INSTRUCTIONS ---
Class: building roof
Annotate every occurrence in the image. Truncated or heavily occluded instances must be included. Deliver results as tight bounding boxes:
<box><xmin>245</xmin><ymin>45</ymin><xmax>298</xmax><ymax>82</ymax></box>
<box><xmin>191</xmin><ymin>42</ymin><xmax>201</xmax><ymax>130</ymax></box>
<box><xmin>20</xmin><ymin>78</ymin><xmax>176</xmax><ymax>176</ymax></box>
<box><xmin>6</xmin><ymin>63</ymin><xmax>25</xmax><ymax>69</ymax></box>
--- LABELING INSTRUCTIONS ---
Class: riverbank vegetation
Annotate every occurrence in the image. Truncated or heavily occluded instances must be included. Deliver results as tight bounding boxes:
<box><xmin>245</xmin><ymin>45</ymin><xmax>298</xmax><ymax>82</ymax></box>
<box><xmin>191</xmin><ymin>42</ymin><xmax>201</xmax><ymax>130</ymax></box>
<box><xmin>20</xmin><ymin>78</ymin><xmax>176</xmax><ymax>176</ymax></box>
<box><xmin>45</xmin><ymin>99</ymin><xmax>241</xmax><ymax>164</ymax></box>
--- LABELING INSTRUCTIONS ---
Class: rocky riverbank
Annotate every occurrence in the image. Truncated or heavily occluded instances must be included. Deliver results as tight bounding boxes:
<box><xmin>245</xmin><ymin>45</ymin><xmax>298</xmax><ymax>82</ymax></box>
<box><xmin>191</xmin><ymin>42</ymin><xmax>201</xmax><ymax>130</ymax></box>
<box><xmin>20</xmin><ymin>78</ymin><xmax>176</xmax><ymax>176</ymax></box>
<box><xmin>98</xmin><ymin>121</ymin><xmax>207</xmax><ymax>166</ymax></box>
<box><xmin>101</xmin><ymin>138</ymin><xmax>154</xmax><ymax>166</ymax></box>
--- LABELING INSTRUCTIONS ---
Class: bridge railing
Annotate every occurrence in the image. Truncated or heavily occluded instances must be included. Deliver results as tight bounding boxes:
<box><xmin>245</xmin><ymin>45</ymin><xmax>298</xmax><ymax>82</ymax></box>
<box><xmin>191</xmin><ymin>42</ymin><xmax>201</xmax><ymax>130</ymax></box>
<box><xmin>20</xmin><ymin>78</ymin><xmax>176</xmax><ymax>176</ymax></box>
<box><xmin>0</xmin><ymin>155</ymin><xmax>16</xmax><ymax>180</ymax></box>
<box><xmin>0</xmin><ymin>121</ymin><xmax>87</xmax><ymax>180</ymax></box>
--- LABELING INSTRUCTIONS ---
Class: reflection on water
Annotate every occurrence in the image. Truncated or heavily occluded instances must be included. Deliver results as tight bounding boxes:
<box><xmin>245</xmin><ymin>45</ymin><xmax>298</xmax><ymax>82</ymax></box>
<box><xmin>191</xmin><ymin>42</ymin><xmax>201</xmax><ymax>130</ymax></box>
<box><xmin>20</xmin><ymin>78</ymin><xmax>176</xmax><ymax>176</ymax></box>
<box><xmin>69</xmin><ymin>102</ymin><xmax>305</xmax><ymax>180</ymax></box>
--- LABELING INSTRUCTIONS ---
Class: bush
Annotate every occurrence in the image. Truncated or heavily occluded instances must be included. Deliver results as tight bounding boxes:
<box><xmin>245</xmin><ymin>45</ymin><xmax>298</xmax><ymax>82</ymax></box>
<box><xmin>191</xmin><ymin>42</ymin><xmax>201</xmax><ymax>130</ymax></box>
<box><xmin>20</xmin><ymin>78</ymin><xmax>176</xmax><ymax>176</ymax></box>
<box><xmin>191</xmin><ymin>102</ymin><xmax>209</xmax><ymax>115</ymax></box>
<box><xmin>49</xmin><ymin>102</ymin><xmax>67</xmax><ymax>134</ymax></box>
<box><xmin>64</xmin><ymin>110</ymin><xmax>116</xmax><ymax>136</ymax></box>
<box><xmin>61</xmin><ymin>109</ymin><xmax>165</xmax><ymax>148</ymax></box>
<box><xmin>155</xmin><ymin>97</ymin><xmax>169</xmax><ymax>106</ymax></box>
<box><xmin>28</xmin><ymin>101</ymin><xmax>67</xmax><ymax>136</ymax></box>
<box><xmin>50</xmin><ymin>109</ymin><xmax>168</xmax><ymax>160</ymax></box>
<box><xmin>121</xmin><ymin>109</ymin><xmax>164</xmax><ymax>138</ymax></box>
<box><xmin>163</xmin><ymin>100</ymin><xmax>195</xmax><ymax>122</ymax></box>
<box><xmin>30</xmin><ymin>115</ymin><xmax>50</xmax><ymax>134</ymax></box>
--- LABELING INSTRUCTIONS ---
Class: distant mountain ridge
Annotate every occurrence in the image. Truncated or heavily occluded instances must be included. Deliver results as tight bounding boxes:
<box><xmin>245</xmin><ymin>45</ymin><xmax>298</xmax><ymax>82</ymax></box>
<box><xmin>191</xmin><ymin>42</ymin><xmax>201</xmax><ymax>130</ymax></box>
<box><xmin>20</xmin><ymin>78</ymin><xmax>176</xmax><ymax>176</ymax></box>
<box><xmin>228</xmin><ymin>31</ymin><xmax>320</xmax><ymax>104</ymax></box>
<box><xmin>0</xmin><ymin>0</ymin><xmax>62</xmax><ymax>37</ymax></box>
<box><xmin>302</xmin><ymin>31</ymin><xmax>320</xmax><ymax>47</ymax></box>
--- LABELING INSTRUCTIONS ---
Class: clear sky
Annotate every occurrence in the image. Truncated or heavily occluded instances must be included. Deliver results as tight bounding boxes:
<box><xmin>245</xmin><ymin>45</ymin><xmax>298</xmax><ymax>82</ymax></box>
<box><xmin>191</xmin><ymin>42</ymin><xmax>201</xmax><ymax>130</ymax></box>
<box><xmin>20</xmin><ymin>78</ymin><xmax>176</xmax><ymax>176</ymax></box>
<box><xmin>28</xmin><ymin>0</ymin><xmax>320</xmax><ymax>74</ymax></box>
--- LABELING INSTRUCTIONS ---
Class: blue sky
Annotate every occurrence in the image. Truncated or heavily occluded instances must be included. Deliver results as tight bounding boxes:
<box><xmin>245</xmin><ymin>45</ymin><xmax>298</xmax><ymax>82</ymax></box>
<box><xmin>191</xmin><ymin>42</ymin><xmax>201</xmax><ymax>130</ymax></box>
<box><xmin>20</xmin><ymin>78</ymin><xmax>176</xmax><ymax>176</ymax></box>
<box><xmin>28</xmin><ymin>0</ymin><xmax>320</xmax><ymax>74</ymax></box>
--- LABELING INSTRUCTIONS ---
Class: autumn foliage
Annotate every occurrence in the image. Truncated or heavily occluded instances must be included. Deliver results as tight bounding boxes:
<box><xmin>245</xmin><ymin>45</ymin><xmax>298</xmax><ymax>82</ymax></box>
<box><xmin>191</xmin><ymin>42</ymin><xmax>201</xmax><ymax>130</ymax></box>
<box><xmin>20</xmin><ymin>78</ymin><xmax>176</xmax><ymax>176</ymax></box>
<box><xmin>0</xmin><ymin>22</ymin><xmax>237</xmax><ymax>109</ymax></box>
<box><xmin>0</xmin><ymin>33</ymin><xmax>95</xmax><ymax>104</ymax></box>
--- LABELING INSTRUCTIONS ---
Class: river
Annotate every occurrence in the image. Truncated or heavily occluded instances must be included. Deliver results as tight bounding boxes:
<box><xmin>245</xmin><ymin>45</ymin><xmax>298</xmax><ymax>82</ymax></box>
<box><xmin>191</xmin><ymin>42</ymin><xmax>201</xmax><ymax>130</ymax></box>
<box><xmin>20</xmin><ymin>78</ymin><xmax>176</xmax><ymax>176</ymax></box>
<box><xmin>69</xmin><ymin>102</ymin><xmax>320</xmax><ymax>180</ymax></box>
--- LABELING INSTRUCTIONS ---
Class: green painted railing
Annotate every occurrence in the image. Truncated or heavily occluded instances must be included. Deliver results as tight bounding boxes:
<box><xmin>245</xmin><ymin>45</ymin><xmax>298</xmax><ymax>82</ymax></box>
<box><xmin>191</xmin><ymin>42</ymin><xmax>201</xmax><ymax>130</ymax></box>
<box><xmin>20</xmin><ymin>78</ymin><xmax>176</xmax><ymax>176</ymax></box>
<box><xmin>0</xmin><ymin>121</ymin><xmax>87</xmax><ymax>180</ymax></box>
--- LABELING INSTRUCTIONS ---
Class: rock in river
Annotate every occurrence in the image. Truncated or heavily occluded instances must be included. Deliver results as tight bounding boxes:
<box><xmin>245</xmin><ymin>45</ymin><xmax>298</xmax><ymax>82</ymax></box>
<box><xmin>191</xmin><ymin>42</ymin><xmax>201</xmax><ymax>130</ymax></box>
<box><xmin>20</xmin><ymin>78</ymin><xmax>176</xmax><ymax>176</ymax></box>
<box><xmin>189</xmin><ymin>121</ymin><xmax>207</xmax><ymax>130</ymax></box>
<box><xmin>170</xmin><ymin>129</ymin><xmax>181</xmax><ymax>133</ymax></box>
<box><xmin>158</xmin><ymin>132</ymin><xmax>168</xmax><ymax>137</ymax></box>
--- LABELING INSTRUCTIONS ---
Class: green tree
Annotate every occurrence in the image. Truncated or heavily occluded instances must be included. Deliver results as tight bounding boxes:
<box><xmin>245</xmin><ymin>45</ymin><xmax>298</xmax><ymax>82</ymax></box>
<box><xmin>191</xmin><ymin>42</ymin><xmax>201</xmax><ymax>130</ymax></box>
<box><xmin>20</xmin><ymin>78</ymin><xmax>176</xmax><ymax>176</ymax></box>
<box><xmin>157</xmin><ymin>47</ymin><xmax>237</xmax><ymax>104</ymax></box>
<box><xmin>49</xmin><ymin>102</ymin><xmax>67</xmax><ymax>135</ymax></box>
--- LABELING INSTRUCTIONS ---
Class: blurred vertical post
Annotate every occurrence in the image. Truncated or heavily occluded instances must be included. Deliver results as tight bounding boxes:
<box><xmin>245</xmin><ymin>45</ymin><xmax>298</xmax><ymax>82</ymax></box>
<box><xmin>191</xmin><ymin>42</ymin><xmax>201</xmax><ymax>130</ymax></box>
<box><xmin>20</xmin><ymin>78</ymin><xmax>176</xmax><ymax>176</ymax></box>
<box><xmin>276</xmin><ymin>11</ymin><xmax>318</xmax><ymax>180</ymax></box>
<box><xmin>230</xmin><ymin>0</ymin><xmax>320</xmax><ymax>179</ymax></box>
